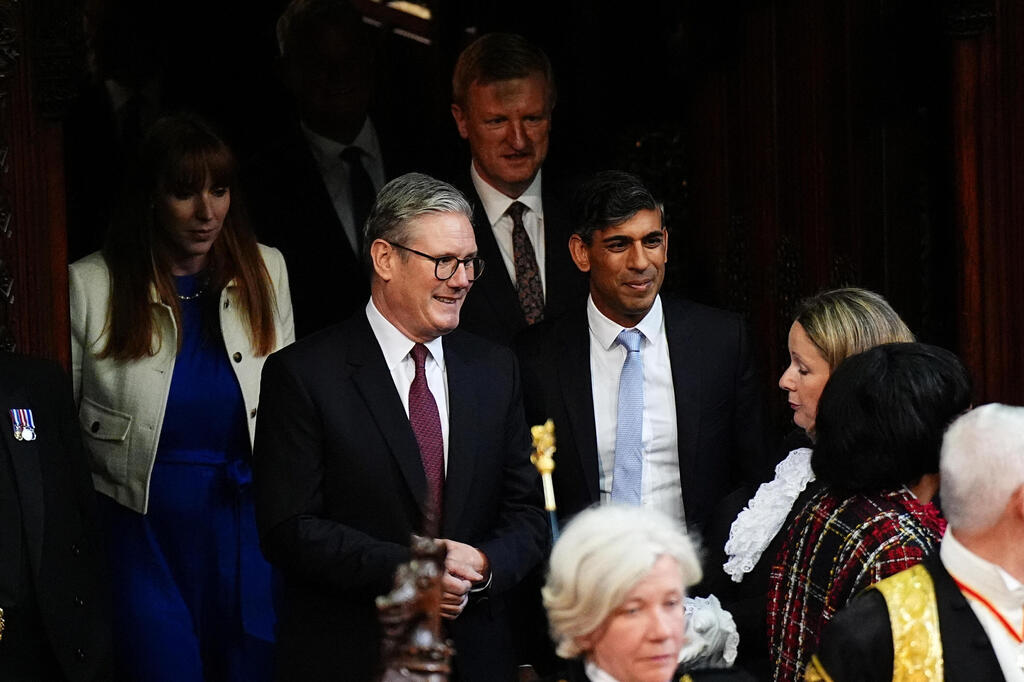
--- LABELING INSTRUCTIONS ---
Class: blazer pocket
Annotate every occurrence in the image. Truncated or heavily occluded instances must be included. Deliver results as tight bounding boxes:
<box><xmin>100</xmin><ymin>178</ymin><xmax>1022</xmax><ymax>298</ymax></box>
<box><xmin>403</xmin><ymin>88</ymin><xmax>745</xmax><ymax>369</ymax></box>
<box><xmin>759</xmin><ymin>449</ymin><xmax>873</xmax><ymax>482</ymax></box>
<box><xmin>78</xmin><ymin>397</ymin><xmax>133</xmax><ymax>485</ymax></box>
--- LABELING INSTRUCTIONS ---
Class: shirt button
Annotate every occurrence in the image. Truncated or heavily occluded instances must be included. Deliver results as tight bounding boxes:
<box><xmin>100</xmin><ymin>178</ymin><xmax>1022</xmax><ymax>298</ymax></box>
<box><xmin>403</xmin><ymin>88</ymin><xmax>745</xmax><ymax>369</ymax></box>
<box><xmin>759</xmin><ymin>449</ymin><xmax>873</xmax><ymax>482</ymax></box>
<box><xmin>90</xmin><ymin>421</ymin><xmax>100</xmax><ymax>433</ymax></box>
<box><xmin>249</xmin><ymin>408</ymin><xmax>257</xmax><ymax>418</ymax></box>
<box><xmin>232</xmin><ymin>352</ymin><xmax>242</xmax><ymax>363</ymax></box>
<box><xmin>223</xmin><ymin>300</ymin><xmax>230</xmax><ymax>309</ymax></box>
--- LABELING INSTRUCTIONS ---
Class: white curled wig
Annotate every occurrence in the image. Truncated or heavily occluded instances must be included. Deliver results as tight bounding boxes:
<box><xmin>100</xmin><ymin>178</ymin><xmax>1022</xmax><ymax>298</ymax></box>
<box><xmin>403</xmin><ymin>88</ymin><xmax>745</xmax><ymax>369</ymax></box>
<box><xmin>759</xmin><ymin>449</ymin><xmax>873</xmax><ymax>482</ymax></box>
<box><xmin>542</xmin><ymin>504</ymin><xmax>702</xmax><ymax>659</ymax></box>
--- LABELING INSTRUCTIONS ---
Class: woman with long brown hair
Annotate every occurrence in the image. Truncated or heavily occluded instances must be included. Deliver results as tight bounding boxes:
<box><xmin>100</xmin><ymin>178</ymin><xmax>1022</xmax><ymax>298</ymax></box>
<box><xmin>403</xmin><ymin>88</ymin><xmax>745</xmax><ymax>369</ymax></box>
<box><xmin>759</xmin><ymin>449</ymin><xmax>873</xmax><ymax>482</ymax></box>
<box><xmin>70</xmin><ymin>113</ymin><xmax>294</xmax><ymax>680</ymax></box>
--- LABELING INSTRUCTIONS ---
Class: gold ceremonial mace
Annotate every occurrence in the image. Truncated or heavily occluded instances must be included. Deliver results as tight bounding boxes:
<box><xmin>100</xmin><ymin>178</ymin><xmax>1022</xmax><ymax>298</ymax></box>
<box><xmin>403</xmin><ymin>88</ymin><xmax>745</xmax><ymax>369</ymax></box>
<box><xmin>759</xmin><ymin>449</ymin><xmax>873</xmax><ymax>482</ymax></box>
<box><xmin>530</xmin><ymin>419</ymin><xmax>559</xmax><ymax>541</ymax></box>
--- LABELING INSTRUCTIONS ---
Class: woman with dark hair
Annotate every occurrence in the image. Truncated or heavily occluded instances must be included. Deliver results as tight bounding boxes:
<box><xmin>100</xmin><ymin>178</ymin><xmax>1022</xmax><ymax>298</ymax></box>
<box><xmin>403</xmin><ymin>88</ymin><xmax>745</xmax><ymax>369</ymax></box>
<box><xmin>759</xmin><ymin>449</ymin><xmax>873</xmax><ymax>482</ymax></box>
<box><xmin>766</xmin><ymin>343</ymin><xmax>971</xmax><ymax>682</ymax></box>
<box><xmin>70</xmin><ymin>113</ymin><xmax>294</xmax><ymax>680</ymax></box>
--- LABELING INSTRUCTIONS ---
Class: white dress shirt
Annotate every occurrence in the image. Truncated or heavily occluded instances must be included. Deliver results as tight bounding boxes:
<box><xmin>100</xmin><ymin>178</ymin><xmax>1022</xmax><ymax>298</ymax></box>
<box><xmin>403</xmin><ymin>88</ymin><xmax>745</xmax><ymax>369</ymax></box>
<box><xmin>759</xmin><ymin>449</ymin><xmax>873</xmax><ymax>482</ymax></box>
<box><xmin>302</xmin><ymin>117</ymin><xmax>386</xmax><ymax>254</ymax></box>
<box><xmin>588</xmin><ymin>295</ymin><xmax>683</xmax><ymax>526</ymax></box>
<box><xmin>584</xmin><ymin>660</ymin><xmax>620</xmax><ymax>682</ymax></box>
<box><xmin>941</xmin><ymin>528</ymin><xmax>1024</xmax><ymax>681</ymax></box>
<box><xmin>469</xmin><ymin>163</ymin><xmax>547</xmax><ymax>297</ymax></box>
<box><xmin>365</xmin><ymin>299</ymin><xmax>450</xmax><ymax>469</ymax></box>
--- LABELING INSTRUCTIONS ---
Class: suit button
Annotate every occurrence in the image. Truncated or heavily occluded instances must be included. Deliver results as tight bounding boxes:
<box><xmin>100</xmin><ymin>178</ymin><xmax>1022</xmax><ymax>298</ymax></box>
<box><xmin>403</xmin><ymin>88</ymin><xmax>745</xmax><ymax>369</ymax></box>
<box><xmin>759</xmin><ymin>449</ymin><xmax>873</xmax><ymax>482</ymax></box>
<box><xmin>75</xmin><ymin>648</ymin><xmax>86</xmax><ymax>661</ymax></box>
<box><xmin>71</xmin><ymin>543</ymin><xmax>81</xmax><ymax>556</ymax></box>
<box><xmin>74</xmin><ymin>596</ymin><xmax>85</xmax><ymax>607</ymax></box>
<box><xmin>249</xmin><ymin>408</ymin><xmax>257</xmax><ymax>418</ymax></box>
<box><xmin>90</xmin><ymin>421</ymin><xmax>100</xmax><ymax>433</ymax></box>
<box><xmin>232</xmin><ymin>352</ymin><xmax>242</xmax><ymax>363</ymax></box>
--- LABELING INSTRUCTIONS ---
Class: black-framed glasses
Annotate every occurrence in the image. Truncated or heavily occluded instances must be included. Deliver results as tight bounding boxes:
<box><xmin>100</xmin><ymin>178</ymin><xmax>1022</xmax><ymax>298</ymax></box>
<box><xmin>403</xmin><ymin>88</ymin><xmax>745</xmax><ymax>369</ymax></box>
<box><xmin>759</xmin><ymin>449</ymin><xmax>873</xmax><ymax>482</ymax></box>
<box><xmin>387</xmin><ymin>242</ymin><xmax>486</xmax><ymax>282</ymax></box>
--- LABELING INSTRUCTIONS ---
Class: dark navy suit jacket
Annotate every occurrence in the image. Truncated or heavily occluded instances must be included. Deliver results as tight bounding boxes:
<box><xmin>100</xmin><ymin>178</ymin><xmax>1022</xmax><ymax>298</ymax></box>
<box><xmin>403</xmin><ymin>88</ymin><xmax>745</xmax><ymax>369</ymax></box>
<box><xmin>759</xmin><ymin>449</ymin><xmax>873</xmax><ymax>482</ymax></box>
<box><xmin>253</xmin><ymin>314</ymin><xmax>548</xmax><ymax>681</ymax></box>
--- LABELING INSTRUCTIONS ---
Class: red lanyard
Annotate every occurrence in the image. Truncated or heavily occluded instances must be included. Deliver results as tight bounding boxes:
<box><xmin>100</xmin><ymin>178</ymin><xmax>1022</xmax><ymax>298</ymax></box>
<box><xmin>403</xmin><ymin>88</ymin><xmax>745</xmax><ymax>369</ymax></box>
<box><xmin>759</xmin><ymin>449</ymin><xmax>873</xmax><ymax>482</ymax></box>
<box><xmin>952</xmin><ymin>575</ymin><xmax>1024</xmax><ymax>644</ymax></box>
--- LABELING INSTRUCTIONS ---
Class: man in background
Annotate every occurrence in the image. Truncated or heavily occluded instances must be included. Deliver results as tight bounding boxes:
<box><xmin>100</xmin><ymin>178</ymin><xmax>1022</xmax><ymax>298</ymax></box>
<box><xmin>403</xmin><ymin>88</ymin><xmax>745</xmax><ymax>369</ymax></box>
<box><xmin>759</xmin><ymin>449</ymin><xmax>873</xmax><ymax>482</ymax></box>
<box><xmin>449</xmin><ymin>32</ymin><xmax>584</xmax><ymax>346</ymax></box>
<box><xmin>245</xmin><ymin>0</ymin><xmax>386</xmax><ymax>338</ymax></box>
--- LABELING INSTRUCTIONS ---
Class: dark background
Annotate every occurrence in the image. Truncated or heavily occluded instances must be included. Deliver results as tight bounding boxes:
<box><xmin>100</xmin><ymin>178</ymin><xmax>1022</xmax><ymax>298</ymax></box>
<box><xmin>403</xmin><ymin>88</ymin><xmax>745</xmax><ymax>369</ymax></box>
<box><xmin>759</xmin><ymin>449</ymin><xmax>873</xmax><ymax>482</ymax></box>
<box><xmin>3</xmin><ymin>0</ymin><xmax>1020</xmax><ymax>438</ymax></box>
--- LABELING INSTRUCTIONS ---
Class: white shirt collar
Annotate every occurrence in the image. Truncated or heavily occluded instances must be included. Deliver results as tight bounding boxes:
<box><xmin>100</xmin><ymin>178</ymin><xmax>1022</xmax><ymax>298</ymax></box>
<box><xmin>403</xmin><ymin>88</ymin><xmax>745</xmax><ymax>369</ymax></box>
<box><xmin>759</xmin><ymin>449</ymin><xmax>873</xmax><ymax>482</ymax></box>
<box><xmin>583</xmin><ymin>659</ymin><xmax>621</xmax><ymax>682</ymax></box>
<box><xmin>586</xmin><ymin>293</ymin><xmax>664</xmax><ymax>351</ymax></box>
<box><xmin>301</xmin><ymin>116</ymin><xmax>381</xmax><ymax>169</ymax></box>
<box><xmin>469</xmin><ymin>162</ymin><xmax>543</xmax><ymax>227</ymax></box>
<box><xmin>941</xmin><ymin>527</ymin><xmax>1024</xmax><ymax>612</ymax></box>
<box><xmin>365</xmin><ymin>299</ymin><xmax>446</xmax><ymax>372</ymax></box>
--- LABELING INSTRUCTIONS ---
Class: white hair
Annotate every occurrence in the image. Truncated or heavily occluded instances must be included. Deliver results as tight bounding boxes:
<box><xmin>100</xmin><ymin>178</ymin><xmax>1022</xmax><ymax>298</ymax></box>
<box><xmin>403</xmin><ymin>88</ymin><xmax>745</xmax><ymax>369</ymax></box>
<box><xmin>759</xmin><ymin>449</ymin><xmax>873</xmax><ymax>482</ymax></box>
<box><xmin>542</xmin><ymin>504</ymin><xmax>702</xmax><ymax>659</ymax></box>
<box><xmin>940</xmin><ymin>403</ymin><xmax>1024</xmax><ymax>531</ymax></box>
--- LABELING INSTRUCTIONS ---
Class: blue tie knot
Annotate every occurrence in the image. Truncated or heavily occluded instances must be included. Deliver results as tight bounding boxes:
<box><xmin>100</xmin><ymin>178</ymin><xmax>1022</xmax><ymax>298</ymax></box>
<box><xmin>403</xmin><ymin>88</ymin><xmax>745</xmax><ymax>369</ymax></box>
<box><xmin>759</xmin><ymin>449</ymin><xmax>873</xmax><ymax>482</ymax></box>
<box><xmin>617</xmin><ymin>328</ymin><xmax>643</xmax><ymax>353</ymax></box>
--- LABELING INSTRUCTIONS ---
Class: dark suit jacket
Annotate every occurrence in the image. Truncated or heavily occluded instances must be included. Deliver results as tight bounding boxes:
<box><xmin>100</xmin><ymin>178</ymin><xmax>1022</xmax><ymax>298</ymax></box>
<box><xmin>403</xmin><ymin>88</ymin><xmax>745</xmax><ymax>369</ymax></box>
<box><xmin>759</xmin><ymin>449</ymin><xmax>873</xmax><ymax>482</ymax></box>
<box><xmin>456</xmin><ymin>175</ymin><xmax>586</xmax><ymax>347</ymax></box>
<box><xmin>0</xmin><ymin>354</ymin><xmax>111</xmax><ymax>681</ymax></box>
<box><xmin>814</xmin><ymin>557</ymin><xmax>1004</xmax><ymax>680</ymax></box>
<box><xmin>243</xmin><ymin>125</ymin><xmax>374</xmax><ymax>339</ymax></box>
<box><xmin>253</xmin><ymin>314</ymin><xmax>549</xmax><ymax>681</ymax></box>
<box><xmin>516</xmin><ymin>296</ymin><xmax>767</xmax><ymax>535</ymax></box>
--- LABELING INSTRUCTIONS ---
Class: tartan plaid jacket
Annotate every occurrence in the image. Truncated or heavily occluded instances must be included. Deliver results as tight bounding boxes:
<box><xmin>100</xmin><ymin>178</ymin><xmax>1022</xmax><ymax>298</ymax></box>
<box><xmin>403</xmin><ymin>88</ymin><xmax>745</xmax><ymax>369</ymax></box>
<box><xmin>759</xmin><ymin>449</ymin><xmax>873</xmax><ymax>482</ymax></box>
<box><xmin>765</xmin><ymin>487</ymin><xmax>946</xmax><ymax>682</ymax></box>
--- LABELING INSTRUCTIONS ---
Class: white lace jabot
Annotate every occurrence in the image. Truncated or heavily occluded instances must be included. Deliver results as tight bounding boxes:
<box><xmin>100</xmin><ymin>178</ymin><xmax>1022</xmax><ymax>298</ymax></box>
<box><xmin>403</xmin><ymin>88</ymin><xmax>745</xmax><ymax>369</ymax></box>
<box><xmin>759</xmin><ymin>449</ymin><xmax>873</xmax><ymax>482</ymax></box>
<box><xmin>722</xmin><ymin>447</ymin><xmax>815</xmax><ymax>582</ymax></box>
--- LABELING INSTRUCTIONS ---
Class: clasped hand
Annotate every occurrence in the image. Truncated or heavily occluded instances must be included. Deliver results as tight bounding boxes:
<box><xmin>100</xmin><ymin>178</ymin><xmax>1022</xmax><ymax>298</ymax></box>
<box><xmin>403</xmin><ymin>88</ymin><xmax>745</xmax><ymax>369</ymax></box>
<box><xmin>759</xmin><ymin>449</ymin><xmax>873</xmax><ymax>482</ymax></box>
<box><xmin>437</xmin><ymin>539</ymin><xmax>489</xmax><ymax>620</ymax></box>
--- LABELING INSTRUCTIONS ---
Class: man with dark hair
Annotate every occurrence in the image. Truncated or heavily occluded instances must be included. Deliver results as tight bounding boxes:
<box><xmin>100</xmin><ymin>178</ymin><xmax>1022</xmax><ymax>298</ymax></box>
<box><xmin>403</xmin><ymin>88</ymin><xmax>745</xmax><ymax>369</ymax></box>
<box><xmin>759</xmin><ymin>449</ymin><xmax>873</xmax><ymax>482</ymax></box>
<box><xmin>0</xmin><ymin>354</ymin><xmax>111</xmax><ymax>680</ymax></box>
<box><xmin>253</xmin><ymin>172</ymin><xmax>548</xmax><ymax>681</ymax></box>
<box><xmin>517</xmin><ymin>170</ymin><xmax>766</xmax><ymax>533</ymax></box>
<box><xmin>806</xmin><ymin>402</ymin><xmax>1021</xmax><ymax>681</ymax></box>
<box><xmin>245</xmin><ymin>0</ymin><xmax>387</xmax><ymax>338</ymax></box>
<box><xmin>449</xmin><ymin>32</ymin><xmax>584</xmax><ymax>346</ymax></box>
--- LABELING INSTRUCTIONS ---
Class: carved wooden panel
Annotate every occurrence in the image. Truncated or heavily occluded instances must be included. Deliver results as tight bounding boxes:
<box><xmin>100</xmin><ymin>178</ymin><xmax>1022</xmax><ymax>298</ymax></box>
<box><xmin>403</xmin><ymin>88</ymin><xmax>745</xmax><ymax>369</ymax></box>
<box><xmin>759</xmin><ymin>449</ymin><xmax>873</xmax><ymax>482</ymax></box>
<box><xmin>0</xmin><ymin>0</ymin><xmax>77</xmax><ymax>366</ymax></box>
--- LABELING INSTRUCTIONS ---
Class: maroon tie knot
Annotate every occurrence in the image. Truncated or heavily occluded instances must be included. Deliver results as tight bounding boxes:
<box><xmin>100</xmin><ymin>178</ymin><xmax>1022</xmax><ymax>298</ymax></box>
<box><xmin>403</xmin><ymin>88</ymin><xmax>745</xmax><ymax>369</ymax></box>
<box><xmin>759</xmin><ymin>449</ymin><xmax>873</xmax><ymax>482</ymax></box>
<box><xmin>411</xmin><ymin>342</ymin><xmax>429</xmax><ymax>375</ymax></box>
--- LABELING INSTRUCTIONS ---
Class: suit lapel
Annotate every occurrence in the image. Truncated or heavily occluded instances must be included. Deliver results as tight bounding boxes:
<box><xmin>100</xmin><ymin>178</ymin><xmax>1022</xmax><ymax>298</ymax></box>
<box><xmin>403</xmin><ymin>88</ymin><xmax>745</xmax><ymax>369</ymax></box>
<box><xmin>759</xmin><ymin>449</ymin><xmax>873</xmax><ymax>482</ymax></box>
<box><xmin>347</xmin><ymin>318</ymin><xmax>429</xmax><ymax>515</ymax></box>
<box><xmin>663</xmin><ymin>298</ymin><xmax>701</xmax><ymax>518</ymax></box>
<box><xmin>557</xmin><ymin>311</ymin><xmax>601</xmax><ymax>502</ymax></box>
<box><xmin>2</xmin><ymin>386</ymin><xmax>45</xmax><ymax>573</ymax></box>
<box><xmin>439</xmin><ymin>334</ymin><xmax>476</xmax><ymax>536</ymax></box>
<box><xmin>931</xmin><ymin>559</ymin><xmax>1005</xmax><ymax>680</ymax></box>
<box><xmin>540</xmin><ymin>184</ymin><xmax>575</xmax><ymax>315</ymax></box>
<box><xmin>469</xmin><ymin>193</ymin><xmax>523</xmax><ymax>329</ymax></box>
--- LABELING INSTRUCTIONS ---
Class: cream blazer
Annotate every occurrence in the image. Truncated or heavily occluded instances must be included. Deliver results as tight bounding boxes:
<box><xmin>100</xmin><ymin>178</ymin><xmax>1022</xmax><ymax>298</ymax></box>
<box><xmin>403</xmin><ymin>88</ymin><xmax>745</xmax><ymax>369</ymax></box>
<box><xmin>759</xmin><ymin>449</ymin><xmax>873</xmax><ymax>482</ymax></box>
<box><xmin>69</xmin><ymin>245</ymin><xmax>295</xmax><ymax>514</ymax></box>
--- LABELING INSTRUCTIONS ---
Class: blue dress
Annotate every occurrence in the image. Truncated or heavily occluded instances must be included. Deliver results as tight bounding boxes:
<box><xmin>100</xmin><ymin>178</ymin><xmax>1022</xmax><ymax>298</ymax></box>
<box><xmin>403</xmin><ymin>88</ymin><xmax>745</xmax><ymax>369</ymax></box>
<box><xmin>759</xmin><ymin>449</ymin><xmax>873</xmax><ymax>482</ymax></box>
<box><xmin>102</xmin><ymin>274</ymin><xmax>275</xmax><ymax>681</ymax></box>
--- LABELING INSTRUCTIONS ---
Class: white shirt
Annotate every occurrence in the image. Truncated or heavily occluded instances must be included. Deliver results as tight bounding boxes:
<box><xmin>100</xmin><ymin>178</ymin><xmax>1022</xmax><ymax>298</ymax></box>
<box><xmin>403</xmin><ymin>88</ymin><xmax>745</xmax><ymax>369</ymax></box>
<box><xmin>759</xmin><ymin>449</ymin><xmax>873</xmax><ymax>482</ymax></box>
<box><xmin>365</xmin><ymin>299</ymin><xmax>450</xmax><ymax>469</ymax></box>
<box><xmin>588</xmin><ymin>294</ymin><xmax>683</xmax><ymax>525</ymax></box>
<box><xmin>469</xmin><ymin>163</ymin><xmax>547</xmax><ymax>297</ymax></box>
<box><xmin>302</xmin><ymin>117</ymin><xmax>386</xmax><ymax>254</ymax></box>
<box><xmin>941</xmin><ymin>528</ymin><xmax>1024</xmax><ymax>682</ymax></box>
<box><xmin>584</xmin><ymin>660</ymin><xmax>620</xmax><ymax>682</ymax></box>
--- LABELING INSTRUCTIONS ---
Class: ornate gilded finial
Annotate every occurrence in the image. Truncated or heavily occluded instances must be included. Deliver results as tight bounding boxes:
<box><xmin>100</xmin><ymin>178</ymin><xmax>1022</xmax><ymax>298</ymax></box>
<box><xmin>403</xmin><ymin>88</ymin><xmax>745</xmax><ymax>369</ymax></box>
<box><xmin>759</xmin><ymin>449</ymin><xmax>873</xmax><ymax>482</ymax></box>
<box><xmin>530</xmin><ymin>419</ymin><xmax>560</xmax><ymax>541</ymax></box>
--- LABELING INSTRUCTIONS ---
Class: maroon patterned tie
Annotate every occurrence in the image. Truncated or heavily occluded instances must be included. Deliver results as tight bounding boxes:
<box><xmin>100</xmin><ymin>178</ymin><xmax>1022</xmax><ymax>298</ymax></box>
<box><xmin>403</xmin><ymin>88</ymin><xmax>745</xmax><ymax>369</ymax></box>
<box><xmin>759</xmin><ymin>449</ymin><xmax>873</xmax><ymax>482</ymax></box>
<box><xmin>507</xmin><ymin>201</ymin><xmax>545</xmax><ymax>325</ymax></box>
<box><xmin>409</xmin><ymin>343</ymin><xmax>444</xmax><ymax>534</ymax></box>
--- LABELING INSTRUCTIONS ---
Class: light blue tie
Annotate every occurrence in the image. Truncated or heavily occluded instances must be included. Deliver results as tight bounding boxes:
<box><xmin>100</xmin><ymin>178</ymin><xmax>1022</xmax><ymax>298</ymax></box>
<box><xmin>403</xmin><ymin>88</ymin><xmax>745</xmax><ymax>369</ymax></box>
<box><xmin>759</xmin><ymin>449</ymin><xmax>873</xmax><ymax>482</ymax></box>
<box><xmin>611</xmin><ymin>328</ymin><xmax>644</xmax><ymax>504</ymax></box>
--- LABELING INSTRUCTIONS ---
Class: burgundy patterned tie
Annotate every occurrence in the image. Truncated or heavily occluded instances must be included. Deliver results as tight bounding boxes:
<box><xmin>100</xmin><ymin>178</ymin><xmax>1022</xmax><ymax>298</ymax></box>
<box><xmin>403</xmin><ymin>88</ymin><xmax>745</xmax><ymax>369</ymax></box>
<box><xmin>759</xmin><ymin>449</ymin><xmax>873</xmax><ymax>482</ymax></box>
<box><xmin>409</xmin><ymin>343</ymin><xmax>444</xmax><ymax>534</ymax></box>
<box><xmin>507</xmin><ymin>201</ymin><xmax>545</xmax><ymax>325</ymax></box>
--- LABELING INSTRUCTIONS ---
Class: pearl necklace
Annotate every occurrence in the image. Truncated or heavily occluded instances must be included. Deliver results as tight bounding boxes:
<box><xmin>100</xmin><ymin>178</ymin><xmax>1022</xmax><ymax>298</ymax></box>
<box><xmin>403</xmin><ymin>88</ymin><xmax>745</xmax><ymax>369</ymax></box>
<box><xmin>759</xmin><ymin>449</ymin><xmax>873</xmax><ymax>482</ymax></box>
<box><xmin>177</xmin><ymin>288</ymin><xmax>205</xmax><ymax>301</ymax></box>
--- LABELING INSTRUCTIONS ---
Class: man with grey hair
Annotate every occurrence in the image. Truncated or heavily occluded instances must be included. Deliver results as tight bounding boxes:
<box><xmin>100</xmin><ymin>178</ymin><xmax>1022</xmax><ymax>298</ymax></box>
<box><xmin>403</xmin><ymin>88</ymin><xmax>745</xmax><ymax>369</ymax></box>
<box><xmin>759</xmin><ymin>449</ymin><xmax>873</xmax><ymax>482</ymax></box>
<box><xmin>806</xmin><ymin>403</ymin><xmax>1024</xmax><ymax>681</ymax></box>
<box><xmin>253</xmin><ymin>173</ymin><xmax>548</xmax><ymax>681</ymax></box>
